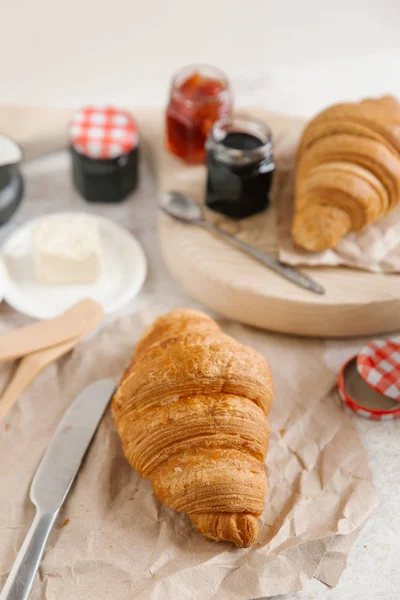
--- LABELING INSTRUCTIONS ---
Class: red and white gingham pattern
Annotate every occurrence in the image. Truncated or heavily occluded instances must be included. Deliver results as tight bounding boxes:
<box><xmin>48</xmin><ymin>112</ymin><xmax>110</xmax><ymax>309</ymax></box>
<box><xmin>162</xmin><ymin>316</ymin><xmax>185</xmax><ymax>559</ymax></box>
<box><xmin>338</xmin><ymin>355</ymin><xmax>400</xmax><ymax>421</ymax></box>
<box><xmin>69</xmin><ymin>106</ymin><xmax>138</xmax><ymax>159</ymax></box>
<box><xmin>357</xmin><ymin>338</ymin><xmax>400</xmax><ymax>401</ymax></box>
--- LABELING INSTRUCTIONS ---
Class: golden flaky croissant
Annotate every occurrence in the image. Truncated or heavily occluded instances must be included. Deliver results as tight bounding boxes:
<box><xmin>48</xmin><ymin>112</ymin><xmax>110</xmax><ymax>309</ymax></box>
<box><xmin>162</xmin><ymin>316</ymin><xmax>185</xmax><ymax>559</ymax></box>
<box><xmin>292</xmin><ymin>95</ymin><xmax>400</xmax><ymax>251</ymax></box>
<box><xmin>112</xmin><ymin>309</ymin><xmax>273</xmax><ymax>547</ymax></box>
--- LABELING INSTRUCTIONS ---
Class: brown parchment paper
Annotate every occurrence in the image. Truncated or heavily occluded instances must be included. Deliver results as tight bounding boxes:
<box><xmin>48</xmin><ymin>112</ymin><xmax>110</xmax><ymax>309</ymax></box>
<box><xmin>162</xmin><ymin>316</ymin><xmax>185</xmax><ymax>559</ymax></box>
<box><xmin>274</xmin><ymin>125</ymin><xmax>400</xmax><ymax>273</ymax></box>
<box><xmin>0</xmin><ymin>309</ymin><xmax>377</xmax><ymax>600</ymax></box>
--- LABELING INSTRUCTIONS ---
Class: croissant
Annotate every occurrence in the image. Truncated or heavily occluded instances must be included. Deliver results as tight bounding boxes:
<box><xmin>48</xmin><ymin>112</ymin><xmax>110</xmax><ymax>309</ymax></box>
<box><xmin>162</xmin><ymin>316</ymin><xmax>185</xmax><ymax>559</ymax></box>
<box><xmin>292</xmin><ymin>95</ymin><xmax>400</xmax><ymax>251</ymax></box>
<box><xmin>112</xmin><ymin>309</ymin><xmax>273</xmax><ymax>547</ymax></box>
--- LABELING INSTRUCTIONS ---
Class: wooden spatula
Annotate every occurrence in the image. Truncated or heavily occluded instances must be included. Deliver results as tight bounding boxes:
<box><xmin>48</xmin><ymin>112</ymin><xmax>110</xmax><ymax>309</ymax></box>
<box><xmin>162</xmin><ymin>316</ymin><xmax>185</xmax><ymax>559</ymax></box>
<box><xmin>0</xmin><ymin>298</ymin><xmax>102</xmax><ymax>362</ymax></box>
<box><xmin>0</xmin><ymin>300</ymin><xmax>104</xmax><ymax>422</ymax></box>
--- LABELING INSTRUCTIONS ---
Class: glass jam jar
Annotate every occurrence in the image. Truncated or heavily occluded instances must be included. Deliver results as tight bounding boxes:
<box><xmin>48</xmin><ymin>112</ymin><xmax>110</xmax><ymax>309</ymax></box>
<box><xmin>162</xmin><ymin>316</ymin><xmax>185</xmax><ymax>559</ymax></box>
<box><xmin>205</xmin><ymin>117</ymin><xmax>275</xmax><ymax>219</ymax></box>
<box><xmin>166</xmin><ymin>65</ymin><xmax>233</xmax><ymax>165</ymax></box>
<box><xmin>69</xmin><ymin>106</ymin><xmax>139</xmax><ymax>203</ymax></box>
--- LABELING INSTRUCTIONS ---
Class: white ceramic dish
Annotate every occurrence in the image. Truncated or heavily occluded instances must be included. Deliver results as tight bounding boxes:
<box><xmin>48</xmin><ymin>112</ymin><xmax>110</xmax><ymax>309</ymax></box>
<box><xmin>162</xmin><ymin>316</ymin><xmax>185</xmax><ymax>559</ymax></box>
<box><xmin>0</xmin><ymin>212</ymin><xmax>147</xmax><ymax>320</ymax></box>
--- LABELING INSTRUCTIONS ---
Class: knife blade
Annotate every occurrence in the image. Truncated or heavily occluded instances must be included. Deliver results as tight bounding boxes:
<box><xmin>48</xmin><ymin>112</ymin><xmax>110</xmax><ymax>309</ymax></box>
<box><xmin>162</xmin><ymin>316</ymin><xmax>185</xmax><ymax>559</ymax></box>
<box><xmin>0</xmin><ymin>379</ymin><xmax>115</xmax><ymax>600</ymax></box>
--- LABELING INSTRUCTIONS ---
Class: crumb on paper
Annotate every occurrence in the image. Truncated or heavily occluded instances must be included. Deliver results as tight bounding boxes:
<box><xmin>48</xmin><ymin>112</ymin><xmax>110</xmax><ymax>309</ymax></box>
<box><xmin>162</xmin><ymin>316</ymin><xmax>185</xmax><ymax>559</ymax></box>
<box><xmin>364</xmin><ymin>545</ymin><xmax>368</xmax><ymax>548</ymax></box>
<box><xmin>110</xmin><ymin>545</ymin><xmax>113</xmax><ymax>548</ymax></box>
<box><xmin>4</xmin><ymin>424</ymin><xmax>10</xmax><ymax>432</ymax></box>
<box><xmin>61</xmin><ymin>518</ymin><xmax>70</xmax><ymax>528</ymax></box>
<box><xmin>128</xmin><ymin>487</ymin><xmax>140</xmax><ymax>501</ymax></box>
<box><xmin>279</xmin><ymin>428</ymin><xmax>286</xmax><ymax>436</ymax></box>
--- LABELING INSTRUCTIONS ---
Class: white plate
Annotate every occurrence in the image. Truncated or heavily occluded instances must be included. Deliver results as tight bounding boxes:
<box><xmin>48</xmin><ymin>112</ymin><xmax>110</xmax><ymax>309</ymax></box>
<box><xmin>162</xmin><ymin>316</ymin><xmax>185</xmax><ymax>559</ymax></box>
<box><xmin>0</xmin><ymin>212</ymin><xmax>147</xmax><ymax>319</ymax></box>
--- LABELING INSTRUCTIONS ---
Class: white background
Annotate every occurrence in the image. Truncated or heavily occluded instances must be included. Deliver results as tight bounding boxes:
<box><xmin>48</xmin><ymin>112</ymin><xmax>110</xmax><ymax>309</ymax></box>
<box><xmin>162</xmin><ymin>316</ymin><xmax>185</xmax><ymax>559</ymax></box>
<box><xmin>1</xmin><ymin>0</ymin><xmax>400</xmax><ymax>115</ymax></box>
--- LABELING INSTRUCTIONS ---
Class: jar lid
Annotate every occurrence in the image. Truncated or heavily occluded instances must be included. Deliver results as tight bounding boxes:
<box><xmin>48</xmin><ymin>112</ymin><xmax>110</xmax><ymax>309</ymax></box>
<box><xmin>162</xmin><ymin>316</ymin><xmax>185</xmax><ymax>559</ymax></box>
<box><xmin>69</xmin><ymin>106</ymin><xmax>139</xmax><ymax>159</ymax></box>
<box><xmin>338</xmin><ymin>355</ymin><xmax>400</xmax><ymax>420</ymax></box>
<box><xmin>356</xmin><ymin>338</ymin><xmax>400</xmax><ymax>401</ymax></box>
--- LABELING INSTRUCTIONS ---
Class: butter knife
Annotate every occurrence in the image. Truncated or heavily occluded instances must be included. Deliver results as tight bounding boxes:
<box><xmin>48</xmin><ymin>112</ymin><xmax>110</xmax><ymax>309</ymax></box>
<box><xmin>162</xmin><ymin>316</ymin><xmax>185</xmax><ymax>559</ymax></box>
<box><xmin>0</xmin><ymin>379</ymin><xmax>115</xmax><ymax>600</ymax></box>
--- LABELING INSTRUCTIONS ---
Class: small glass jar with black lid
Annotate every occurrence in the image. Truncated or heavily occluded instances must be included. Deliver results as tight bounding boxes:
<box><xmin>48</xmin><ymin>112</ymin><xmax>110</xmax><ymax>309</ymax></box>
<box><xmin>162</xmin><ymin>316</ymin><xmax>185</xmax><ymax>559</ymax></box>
<box><xmin>69</xmin><ymin>106</ymin><xmax>139</xmax><ymax>203</ymax></box>
<box><xmin>205</xmin><ymin>116</ymin><xmax>275</xmax><ymax>219</ymax></box>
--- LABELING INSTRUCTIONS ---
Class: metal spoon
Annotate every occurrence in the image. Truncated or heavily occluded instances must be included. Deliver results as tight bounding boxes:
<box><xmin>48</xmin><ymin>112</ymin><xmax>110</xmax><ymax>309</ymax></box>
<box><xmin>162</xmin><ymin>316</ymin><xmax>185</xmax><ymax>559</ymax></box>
<box><xmin>159</xmin><ymin>191</ymin><xmax>325</xmax><ymax>295</ymax></box>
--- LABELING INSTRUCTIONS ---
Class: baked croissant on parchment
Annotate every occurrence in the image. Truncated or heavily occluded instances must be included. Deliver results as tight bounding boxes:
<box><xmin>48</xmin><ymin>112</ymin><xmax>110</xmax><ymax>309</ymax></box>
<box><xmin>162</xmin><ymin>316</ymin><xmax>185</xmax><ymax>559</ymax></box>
<box><xmin>292</xmin><ymin>95</ymin><xmax>400</xmax><ymax>251</ymax></box>
<box><xmin>112</xmin><ymin>309</ymin><xmax>273</xmax><ymax>547</ymax></box>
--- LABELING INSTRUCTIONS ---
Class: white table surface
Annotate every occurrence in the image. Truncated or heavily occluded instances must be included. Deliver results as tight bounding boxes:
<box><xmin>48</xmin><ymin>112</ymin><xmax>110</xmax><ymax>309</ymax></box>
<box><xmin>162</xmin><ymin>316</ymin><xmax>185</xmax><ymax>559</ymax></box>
<box><xmin>1</xmin><ymin>0</ymin><xmax>400</xmax><ymax>117</ymax></box>
<box><xmin>1</xmin><ymin>1</ymin><xmax>400</xmax><ymax>597</ymax></box>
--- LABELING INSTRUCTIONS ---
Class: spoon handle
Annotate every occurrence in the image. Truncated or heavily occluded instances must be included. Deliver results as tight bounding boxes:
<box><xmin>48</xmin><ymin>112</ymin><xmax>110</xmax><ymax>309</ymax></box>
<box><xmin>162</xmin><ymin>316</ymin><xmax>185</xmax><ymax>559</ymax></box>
<box><xmin>200</xmin><ymin>221</ymin><xmax>325</xmax><ymax>295</ymax></box>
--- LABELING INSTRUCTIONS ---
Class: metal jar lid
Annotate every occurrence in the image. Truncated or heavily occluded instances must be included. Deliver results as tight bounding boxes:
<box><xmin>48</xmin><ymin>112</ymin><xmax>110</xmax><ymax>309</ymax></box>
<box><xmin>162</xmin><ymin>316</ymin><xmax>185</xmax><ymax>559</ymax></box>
<box><xmin>69</xmin><ymin>106</ymin><xmax>139</xmax><ymax>159</ymax></box>
<box><xmin>338</xmin><ymin>355</ymin><xmax>400</xmax><ymax>420</ymax></box>
<box><xmin>356</xmin><ymin>338</ymin><xmax>400</xmax><ymax>401</ymax></box>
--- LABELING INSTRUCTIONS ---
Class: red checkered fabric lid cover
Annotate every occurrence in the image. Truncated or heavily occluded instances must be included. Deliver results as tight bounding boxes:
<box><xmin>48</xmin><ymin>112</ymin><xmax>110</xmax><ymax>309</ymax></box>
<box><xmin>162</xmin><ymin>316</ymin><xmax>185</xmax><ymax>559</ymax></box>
<box><xmin>69</xmin><ymin>106</ymin><xmax>138</xmax><ymax>159</ymax></box>
<box><xmin>338</xmin><ymin>356</ymin><xmax>400</xmax><ymax>421</ymax></box>
<box><xmin>357</xmin><ymin>337</ymin><xmax>400</xmax><ymax>401</ymax></box>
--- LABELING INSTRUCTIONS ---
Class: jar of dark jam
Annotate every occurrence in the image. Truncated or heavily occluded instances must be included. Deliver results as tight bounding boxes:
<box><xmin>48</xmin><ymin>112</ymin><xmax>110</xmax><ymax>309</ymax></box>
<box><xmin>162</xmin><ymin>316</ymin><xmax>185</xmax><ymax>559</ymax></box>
<box><xmin>205</xmin><ymin>117</ymin><xmax>275</xmax><ymax>219</ymax></box>
<box><xmin>0</xmin><ymin>136</ymin><xmax>23</xmax><ymax>226</ymax></box>
<box><xmin>166</xmin><ymin>65</ymin><xmax>233</xmax><ymax>165</ymax></box>
<box><xmin>69</xmin><ymin>106</ymin><xmax>139</xmax><ymax>203</ymax></box>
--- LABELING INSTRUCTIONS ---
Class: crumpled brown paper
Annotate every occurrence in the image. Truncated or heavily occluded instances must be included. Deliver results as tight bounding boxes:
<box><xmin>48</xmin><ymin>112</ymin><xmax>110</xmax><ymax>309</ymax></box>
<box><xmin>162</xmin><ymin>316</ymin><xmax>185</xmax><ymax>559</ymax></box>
<box><xmin>0</xmin><ymin>308</ymin><xmax>377</xmax><ymax>599</ymax></box>
<box><xmin>274</xmin><ymin>125</ymin><xmax>400</xmax><ymax>273</ymax></box>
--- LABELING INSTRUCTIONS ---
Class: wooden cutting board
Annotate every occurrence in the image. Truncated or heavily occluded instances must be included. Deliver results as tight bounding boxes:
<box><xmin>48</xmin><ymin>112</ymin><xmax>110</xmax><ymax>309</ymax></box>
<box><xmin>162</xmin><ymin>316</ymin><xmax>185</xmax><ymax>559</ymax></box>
<box><xmin>140</xmin><ymin>110</ymin><xmax>400</xmax><ymax>338</ymax></box>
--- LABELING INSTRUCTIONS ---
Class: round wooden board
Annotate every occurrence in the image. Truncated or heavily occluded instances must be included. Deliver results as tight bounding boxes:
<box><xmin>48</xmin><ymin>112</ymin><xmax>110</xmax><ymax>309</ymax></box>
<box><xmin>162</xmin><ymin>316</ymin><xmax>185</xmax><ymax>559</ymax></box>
<box><xmin>141</xmin><ymin>109</ymin><xmax>400</xmax><ymax>338</ymax></box>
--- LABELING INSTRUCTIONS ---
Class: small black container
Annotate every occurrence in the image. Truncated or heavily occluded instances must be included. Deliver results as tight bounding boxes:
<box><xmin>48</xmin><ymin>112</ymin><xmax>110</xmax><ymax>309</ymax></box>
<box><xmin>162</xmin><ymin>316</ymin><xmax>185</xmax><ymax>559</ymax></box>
<box><xmin>205</xmin><ymin>117</ymin><xmax>275</xmax><ymax>219</ymax></box>
<box><xmin>69</xmin><ymin>106</ymin><xmax>139</xmax><ymax>203</ymax></box>
<box><xmin>0</xmin><ymin>136</ymin><xmax>23</xmax><ymax>225</ymax></box>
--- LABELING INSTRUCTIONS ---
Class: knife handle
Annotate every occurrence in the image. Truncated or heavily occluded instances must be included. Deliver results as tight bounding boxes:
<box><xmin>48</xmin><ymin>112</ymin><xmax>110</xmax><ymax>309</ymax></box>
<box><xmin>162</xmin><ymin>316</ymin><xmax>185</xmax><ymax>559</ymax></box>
<box><xmin>0</xmin><ymin>509</ymin><xmax>58</xmax><ymax>600</ymax></box>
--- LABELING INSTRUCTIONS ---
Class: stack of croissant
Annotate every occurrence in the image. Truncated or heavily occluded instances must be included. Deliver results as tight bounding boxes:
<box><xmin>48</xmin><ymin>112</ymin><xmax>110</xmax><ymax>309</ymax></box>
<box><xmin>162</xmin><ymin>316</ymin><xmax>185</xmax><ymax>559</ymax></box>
<box><xmin>112</xmin><ymin>309</ymin><xmax>273</xmax><ymax>548</ymax></box>
<box><xmin>292</xmin><ymin>95</ymin><xmax>400</xmax><ymax>251</ymax></box>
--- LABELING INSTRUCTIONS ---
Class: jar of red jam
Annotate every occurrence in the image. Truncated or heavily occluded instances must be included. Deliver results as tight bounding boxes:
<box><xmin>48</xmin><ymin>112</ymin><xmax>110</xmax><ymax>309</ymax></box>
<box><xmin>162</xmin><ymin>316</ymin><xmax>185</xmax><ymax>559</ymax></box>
<box><xmin>166</xmin><ymin>65</ymin><xmax>233</xmax><ymax>165</ymax></box>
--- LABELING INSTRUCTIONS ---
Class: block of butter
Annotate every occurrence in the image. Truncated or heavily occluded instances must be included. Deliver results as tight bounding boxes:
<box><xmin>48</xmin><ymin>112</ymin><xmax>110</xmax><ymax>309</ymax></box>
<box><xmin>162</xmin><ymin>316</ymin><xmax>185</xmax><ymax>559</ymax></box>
<box><xmin>34</xmin><ymin>215</ymin><xmax>102</xmax><ymax>284</ymax></box>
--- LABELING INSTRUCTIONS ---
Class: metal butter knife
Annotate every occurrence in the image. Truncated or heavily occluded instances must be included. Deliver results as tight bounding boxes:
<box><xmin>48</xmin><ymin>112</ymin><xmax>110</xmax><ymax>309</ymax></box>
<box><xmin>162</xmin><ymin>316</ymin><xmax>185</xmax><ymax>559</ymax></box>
<box><xmin>0</xmin><ymin>379</ymin><xmax>115</xmax><ymax>600</ymax></box>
